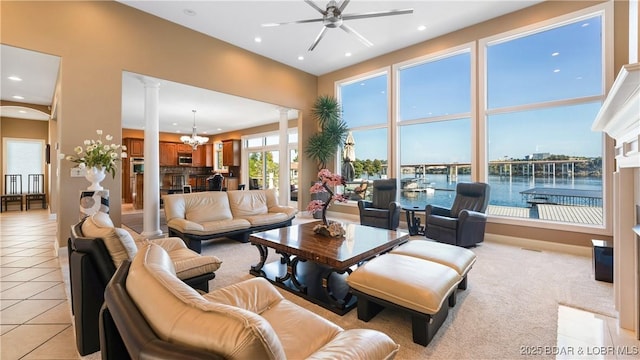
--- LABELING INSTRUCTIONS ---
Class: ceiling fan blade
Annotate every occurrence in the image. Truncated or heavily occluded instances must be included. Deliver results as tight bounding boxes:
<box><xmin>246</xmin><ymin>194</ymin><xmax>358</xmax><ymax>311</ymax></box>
<box><xmin>338</xmin><ymin>0</ymin><xmax>351</xmax><ymax>12</ymax></box>
<box><xmin>304</xmin><ymin>0</ymin><xmax>327</xmax><ymax>15</ymax></box>
<box><xmin>341</xmin><ymin>8</ymin><xmax>414</xmax><ymax>21</ymax></box>
<box><xmin>308</xmin><ymin>27</ymin><xmax>328</xmax><ymax>51</ymax></box>
<box><xmin>340</xmin><ymin>24</ymin><xmax>373</xmax><ymax>47</ymax></box>
<box><xmin>262</xmin><ymin>17</ymin><xmax>324</xmax><ymax>27</ymax></box>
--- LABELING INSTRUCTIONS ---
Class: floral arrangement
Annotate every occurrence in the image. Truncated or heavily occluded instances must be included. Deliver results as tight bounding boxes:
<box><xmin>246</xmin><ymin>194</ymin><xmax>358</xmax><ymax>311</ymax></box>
<box><xmin>64</xmin><ymin>130</ymin><xmax>127</xmax><ymax>178</ymax></box>
<box><xmin>307</xmin><ymin>169</ymin><xmax>349</xmax><ymax>237</ymax></box>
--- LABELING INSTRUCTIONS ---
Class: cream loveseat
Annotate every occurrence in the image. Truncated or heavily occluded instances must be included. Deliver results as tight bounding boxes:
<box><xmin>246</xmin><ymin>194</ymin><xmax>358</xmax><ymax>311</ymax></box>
<box><xmin>163</xmin><ymin>189</ymin><xmax>297</xmax><ymax>253</ymax></box>
<box><xmin>100</xmin><ymin>242</ymin><xmax>400</xmax><ymax>359</ymax></box>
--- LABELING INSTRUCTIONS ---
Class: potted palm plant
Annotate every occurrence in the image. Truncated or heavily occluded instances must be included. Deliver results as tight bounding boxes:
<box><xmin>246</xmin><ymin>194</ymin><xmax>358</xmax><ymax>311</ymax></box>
<box><xmin>305</xmin><ymin>95</ymin><xmax>349</xmax><ymax>169</ymax></box>
<box><xmin>305</xmin><ymin>95</ymin><xmax>349</xmax><ymax>218</ymax></box>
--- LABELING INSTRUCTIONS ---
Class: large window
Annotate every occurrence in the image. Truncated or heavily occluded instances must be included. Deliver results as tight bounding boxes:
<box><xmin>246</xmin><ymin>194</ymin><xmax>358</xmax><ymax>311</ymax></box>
<box><xmin>338</xmin><ymin>72</ymin><xmax>389</xmax><ymax>201</ymax></box>
<box><xmin>397</xmin><ymin>49</ymin><xmax>472</xmax><ymax>208</ymax></box>
<box><xmin>3</xmin><ymin>138</ymin><xmax>45</xmax><ymax>192</ymax></box>
<box><xmin>244</xmin><ymin>130</ymin><xmax>298</xmax><ymax>200</ymax></box>
<box><xmin>483</xmin><ymin>13</ymin><xmax>605</xmax><ymax>225</ymax></box>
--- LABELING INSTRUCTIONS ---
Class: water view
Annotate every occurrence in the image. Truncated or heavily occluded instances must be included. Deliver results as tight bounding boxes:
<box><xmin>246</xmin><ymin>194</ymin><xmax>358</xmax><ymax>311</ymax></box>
<box><xmin>395</xmin><ymin>174</ymin><xmax>602</xmax><ymax>209</ymax></box>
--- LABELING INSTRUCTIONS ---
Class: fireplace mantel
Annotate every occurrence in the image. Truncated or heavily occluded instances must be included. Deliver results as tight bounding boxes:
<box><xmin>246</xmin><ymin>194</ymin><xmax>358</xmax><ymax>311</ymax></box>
<box><xmin>592</xmin><ymin>62</ymin><xmax>640</xmax><ymax>338</ymax></box>
<box><xmin>592</xmin><ymin>63</ymin><xmax>640</xmax><ymax>169</ymax></box>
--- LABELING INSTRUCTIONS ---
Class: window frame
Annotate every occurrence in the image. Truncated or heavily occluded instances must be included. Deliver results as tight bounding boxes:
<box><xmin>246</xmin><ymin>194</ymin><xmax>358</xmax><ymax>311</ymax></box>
<box><xmin>334</xmin><ymin>67</ymin><xmax>392</xmax><ymax>202</ymax></box>
<box><xmin>478</xmin><ymin>2</ymin><xmax>613</xmax><ymax>234</ymax></box>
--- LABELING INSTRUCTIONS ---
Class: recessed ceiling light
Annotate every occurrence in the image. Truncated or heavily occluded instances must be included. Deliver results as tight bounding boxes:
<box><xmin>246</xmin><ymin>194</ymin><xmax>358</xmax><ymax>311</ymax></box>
<box><xmin>183</xmin><ymin>9</ymin><xmax>196</xmax><ymax>16</ymax></box>
<box><xmin>172</xmin><ymin>122</ymin><xmax>178</xmax><ymax>126</ymax></box>
<box><xmin>552</xmin><ymin>52</ymin><xmax>560</xmax><ymax>56</ymax></box>
<box><xmin>217</xmin><ymin>128</ymin><xmax>222</xmax><ymax>131</ymax></box>
<box><xmin>417</xmin><ymin>25</ymin><xmax>427</xmax><ymax>31</ymax></box>
<box><xmin>12</xmin><ymin>95</ymin><xmax>24</xmax><ymax>100</ymax></box>
<box><xmin>8</xmin><ymin>76</ymin><xmax>22</xmax><ymax>81</ymax></box>
<box><xmin>553</xmin><ymin>69</ymin><xmax>560</xmax><ymax>73</ymax></box>
<box><xmin>254</xmin><ymin>37</ymin><xmax>262</xmax><ymax>43</ymax></box>
<box><xmin>345</xmin><ymin>52</ymin><xmax>352</xmax><ymax>57</ymax></box>
<box><xmin>298</xmin><ymin>56</ymin><xmax>304</xmax><ymax>61</ymax></box>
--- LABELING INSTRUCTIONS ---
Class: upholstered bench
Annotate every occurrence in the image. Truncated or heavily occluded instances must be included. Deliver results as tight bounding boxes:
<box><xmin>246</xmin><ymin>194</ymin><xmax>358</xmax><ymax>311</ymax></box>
<box><xmin>391</xmin><ymin>239</ymin><xmax>477</xmax><ymax>290</ymax></box>
<box><xmin>347</xmin><ymin>253</ymin><xmax>462</xmax><ymax>346</ymax></box>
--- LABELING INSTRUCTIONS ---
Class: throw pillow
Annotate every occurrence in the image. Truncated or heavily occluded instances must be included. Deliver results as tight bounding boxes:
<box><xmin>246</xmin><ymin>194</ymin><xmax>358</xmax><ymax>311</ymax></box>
<box><xmin>81</xmin><ymin>213</ymin><xmax>138</xmax><ymax>267</ymax></box>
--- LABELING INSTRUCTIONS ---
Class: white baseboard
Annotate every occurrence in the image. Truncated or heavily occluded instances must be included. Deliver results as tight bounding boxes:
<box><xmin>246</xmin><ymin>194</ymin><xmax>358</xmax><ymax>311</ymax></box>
<box><xmin>485</xmin><ymin>233</ymin><xmax>591</xmax><ymax>257</ymax></box>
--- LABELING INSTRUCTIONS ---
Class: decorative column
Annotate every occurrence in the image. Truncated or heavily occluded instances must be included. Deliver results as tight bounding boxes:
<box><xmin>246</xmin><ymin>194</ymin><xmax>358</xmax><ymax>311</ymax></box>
<box><xmin>141</xmin><ymin>78</ymin><xmax>163</xmax><ymax>239</ymax></box>
<box><xmin>278</xmin><ymin>108</ymin><xmax>290</xmax><ymax>205</ymax></box>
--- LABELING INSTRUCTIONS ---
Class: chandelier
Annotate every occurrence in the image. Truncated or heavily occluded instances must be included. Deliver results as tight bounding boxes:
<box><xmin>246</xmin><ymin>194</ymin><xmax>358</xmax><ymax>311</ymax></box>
<box><xmin>180</xmin><ymin>110</ymin><xmax>209</xmax><ymax>150</ymax></box>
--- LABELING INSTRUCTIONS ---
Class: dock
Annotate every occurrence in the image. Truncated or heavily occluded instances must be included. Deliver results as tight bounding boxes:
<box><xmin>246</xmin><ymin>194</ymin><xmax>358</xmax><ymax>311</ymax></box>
<box><xmin>486</xmin><ymin>204</ymin><xmax>602</xmax><ymax>225</ymax></box>
<box><xmin>520</xmin><ymin>187</ymin><xmax>602</xmax><ymax>207</ymax></box>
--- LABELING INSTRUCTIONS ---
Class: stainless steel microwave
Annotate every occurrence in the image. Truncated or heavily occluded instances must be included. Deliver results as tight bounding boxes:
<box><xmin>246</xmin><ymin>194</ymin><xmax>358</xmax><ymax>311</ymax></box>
<box><xmin>178</xmin><ymin>155</ymin><xmax>193</xmax><ymax>166</ymax></box>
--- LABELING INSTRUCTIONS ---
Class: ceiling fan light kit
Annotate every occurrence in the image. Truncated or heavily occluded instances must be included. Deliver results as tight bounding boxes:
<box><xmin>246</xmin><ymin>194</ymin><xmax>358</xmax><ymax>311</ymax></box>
<box><xmin>180</xmin><ymin>109</ymin><xmax>209</xmax><ymax>150</ymax></box>
<box><xmin>262</xmin><ymin>0</ymin><xmax>413</xmax><ymax>51</ymax></box>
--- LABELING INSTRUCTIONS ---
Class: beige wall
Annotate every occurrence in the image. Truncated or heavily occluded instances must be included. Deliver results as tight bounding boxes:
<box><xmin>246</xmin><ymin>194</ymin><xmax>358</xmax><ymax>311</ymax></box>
<box><xmin>318</xmin><ymin>0</ymin><xmax>629</xmax><ymax>247</ymax></box>
<box><xmin>1</xmin><ymin>1</ymin><xmax>317</xmax><ymax>247</ymax></box>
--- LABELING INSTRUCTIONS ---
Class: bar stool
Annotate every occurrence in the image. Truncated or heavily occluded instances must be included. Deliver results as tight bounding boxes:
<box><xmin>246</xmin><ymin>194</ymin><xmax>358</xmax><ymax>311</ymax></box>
<box><xmin>1</xmin><ymin>174</ymin><xmax>23</xmax><ymax>212</ymax></box>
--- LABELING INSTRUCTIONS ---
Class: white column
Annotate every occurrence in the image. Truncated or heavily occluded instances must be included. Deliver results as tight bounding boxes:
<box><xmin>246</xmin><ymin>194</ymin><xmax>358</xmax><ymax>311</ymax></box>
<box><xmin>278</xmin><ymin>107</ymin><xmax>289</xmax><ymax>205</ymax></box>
<box><xmin>141</xmin><ymin>79</ymin><xmax>163</xmax><ymax>238</ymax></box>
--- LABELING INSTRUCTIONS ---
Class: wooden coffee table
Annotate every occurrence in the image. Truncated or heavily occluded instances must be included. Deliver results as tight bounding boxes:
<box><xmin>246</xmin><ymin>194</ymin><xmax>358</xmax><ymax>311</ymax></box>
<box><xmin>249</xmin><ymin>221</ymin><xmax>409</xmax><ymax>315</ymax></box>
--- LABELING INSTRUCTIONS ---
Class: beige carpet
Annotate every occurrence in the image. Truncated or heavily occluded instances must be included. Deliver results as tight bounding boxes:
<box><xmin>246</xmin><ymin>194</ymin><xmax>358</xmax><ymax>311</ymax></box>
<box><xmin>201</xmin><ymin>236</ymin><xmax>614</xmax><ymax>360</ymax></box>
<box><xmin>121</xmin><ymin>211</ymin><xmax>168</xmax><ymax>234</ymax></box>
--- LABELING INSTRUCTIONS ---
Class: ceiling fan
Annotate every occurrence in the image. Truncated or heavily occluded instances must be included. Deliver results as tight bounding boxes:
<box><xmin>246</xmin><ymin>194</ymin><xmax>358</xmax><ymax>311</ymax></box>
<box><xmin>262</xmin><ymin>0</ymin><xmax>413</xmax><ymax>51</ymax></box>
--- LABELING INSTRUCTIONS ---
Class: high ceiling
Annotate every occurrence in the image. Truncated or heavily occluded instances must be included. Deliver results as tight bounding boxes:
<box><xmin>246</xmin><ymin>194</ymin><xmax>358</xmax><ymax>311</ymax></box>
<box><xmin>1</xmin><ymin>1</ymin><xmax>542</xmax><ymax>133</ymax></box>
<box><xmin>119</xmin><ymin>0</ymin><xmax>542</xmax><ymax>76</ymax></box>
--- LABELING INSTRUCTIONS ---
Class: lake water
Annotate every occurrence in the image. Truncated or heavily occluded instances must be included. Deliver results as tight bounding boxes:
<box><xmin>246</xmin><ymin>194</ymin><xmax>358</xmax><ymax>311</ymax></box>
<box><xmin>398</xmin><ymin>174</ymin><xmax>603</xmax><ymax>209</ymax></box>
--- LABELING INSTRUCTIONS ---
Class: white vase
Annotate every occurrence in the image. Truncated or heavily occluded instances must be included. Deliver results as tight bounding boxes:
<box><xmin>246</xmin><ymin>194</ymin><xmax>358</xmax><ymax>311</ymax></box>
<box><xmin>85</xmin><ymin>166</ymin><xmax>106</xmax><ymax>191</ymax></box>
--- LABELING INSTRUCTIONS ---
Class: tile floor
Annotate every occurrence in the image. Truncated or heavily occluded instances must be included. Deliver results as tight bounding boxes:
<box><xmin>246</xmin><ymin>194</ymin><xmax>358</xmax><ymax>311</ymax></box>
<box><xmin>1</xmin><ymin>208</ymin><xmax>639</xmax><ymax>359</ymax></box>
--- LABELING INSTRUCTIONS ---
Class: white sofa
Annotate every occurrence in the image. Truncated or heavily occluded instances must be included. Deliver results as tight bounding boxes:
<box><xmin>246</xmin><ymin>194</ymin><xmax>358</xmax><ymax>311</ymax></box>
<box><xmin>163</xmin><ymin>189</ymin><xmax>297</xmax><ymax>252</ymax></box>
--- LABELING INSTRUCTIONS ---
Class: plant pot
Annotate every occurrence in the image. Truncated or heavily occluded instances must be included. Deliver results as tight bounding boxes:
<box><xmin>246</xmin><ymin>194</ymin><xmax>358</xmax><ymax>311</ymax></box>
<box><xmin>85</xmin><ymin>166</ymin><xmax>106</xmax><ymax>191</ymax></box>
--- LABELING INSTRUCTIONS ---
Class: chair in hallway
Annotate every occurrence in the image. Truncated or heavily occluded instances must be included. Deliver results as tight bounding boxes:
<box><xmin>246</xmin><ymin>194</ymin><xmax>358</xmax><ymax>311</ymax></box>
<box><xmin>357</xmin><ymin>179</ymin><xmax>401</xmax><ymax>230</ymax></box>
<box><xmin>424</xmin><ymin>182</ymin><xmax>490</xmax><ymax>247</ymax></box>
<box><xmin>25</xmin><ymin>174</ymin><xmax>46</xmax><ymax>210</ymax></box>
<box><xmin>1</xmin><ymin>174</ymin><xmax>23</xmax><ymax>212</ymax></box>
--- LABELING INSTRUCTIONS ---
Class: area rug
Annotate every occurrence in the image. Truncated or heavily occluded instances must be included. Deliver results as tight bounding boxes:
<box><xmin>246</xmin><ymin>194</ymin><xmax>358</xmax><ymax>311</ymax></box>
<box><xmin>201</xmin><ymin>236</ymin><xmax>615</xmax><ymax>360</ymax></box>
<box><xmin>121</xmin><ymin>211</ymin><xmax>168</xmax><ymax>234</ymax></box>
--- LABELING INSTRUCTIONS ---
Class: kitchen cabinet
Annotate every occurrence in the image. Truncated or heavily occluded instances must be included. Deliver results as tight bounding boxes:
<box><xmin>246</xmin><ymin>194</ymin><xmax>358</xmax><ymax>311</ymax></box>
<box><xmin>204</xmin><ymin>144</ymin><xmax>213</xmax><ymax>167</ymax></box>
<box><xmin>176</xmin><ymin>143</ymin><xmax>193</xmax><ymax>154</ymax></box>
<box><xmin>126</xmin><ymin>138</ymin><xmax>144</xmax><ymax>157</ymax></box>
<box><xmin>192</xmin><ymin>146</ymin><xmax>206</xmax><ymax>167</ymax></box>
<box><xmin>159</xmin><ymin>142</ymin><xmax>176</xmax><ymax>166</ymax></box>
<box><xmin>222</xmin><ymin>139</ymin><xmax>241</xmax><ymax>167</ymax></box>
<box><xmin>226</xmin><ymin>177</ymin><xmax>239</xmax><ymax>191</ymax></box>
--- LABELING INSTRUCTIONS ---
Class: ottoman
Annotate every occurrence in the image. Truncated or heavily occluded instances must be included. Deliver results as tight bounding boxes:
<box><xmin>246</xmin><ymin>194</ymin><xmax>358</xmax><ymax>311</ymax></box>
<box><xmin>347</xmin><ymin>253</ymin><xmax>462</xmax><ymax>346</ymax></box>
<box><xmin>391</xmin><ymin>239</ymin><xmax>477</xmax><ymax>290</ymax></box>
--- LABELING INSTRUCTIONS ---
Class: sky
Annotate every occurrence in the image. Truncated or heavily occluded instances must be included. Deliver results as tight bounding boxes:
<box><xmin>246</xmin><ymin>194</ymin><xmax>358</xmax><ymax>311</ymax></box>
<box><xmin>340</xmin><ymin>14</ymin><xmax>603</xmax><ymax>165</ymax></box>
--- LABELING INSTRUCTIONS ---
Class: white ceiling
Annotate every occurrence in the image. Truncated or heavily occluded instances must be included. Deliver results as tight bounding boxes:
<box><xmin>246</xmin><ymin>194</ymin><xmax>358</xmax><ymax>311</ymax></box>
<box><xmin>120</xmin><ymin>0</ymin><xmax>542</xmax><ymax>76</ymax></box>
<box><xmin>2</xmin><ymin>1</ymin><xmax>542</xmax><ymax>133</ymax></box>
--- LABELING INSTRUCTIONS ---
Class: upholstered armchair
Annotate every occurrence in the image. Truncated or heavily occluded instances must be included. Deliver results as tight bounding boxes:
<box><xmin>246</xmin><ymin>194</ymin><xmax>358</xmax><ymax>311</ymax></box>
<box><xmin>68</xmin><ymin>213</ymin><xmax>221</xmax><ymax>355</ymax></box>
<box><xmin>425</xmin><ymin>182</ymin><xmax>490</xmax><ymax>247</ymax></box>
<box><xmin>358</xmin><ymin>179</ymin><xmax>401</xmax><ymax>230</ymax></box>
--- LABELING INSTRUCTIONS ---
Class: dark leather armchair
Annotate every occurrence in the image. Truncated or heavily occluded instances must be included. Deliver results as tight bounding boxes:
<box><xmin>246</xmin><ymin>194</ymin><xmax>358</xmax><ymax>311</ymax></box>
<box><xmin>68</xmin><ymin>220</ymin><xmax>216</xmax><ymax>355</ymax></box>
<box><xmin>425</xmin><ymin>182</ymin><xmax>490</xmax><ymax>248</ymax></box>
<box><xmin>358</xmin><ymin>179</ymin><xmax>401</xmax><ymax>230</ymax></box>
